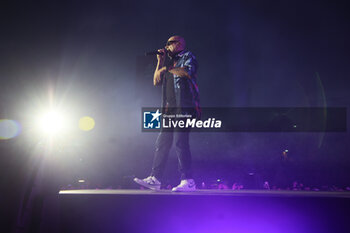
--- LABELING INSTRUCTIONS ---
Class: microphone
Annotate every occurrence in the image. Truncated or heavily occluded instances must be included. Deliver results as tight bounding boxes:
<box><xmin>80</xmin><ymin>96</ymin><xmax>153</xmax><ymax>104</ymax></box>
<box><xmin>145</xmin><ymin>50</ymin><xmax>166</xmax><ymax>56</ymax></box>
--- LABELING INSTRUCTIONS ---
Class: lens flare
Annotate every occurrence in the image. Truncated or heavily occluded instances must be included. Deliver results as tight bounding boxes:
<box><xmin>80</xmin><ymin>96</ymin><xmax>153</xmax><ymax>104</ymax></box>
<box><xmin>0</xmin><ymin>119</ymin><xmax>21</xmax><ymax>139</ymax></box>
<box><xmin>79</xmin><ymin>116</ymin><xmax>95</xmax><ymax>131</ymax></box>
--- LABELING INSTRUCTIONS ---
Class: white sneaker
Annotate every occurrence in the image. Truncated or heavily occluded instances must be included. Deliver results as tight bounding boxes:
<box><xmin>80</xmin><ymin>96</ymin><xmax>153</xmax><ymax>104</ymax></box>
<box><xmin>172</xmin><ymin>179</ymin><xmax>196</xmax><ymax>192</ymax></box>
<box><xmin>134</xmin><ymin>176</ymin><xmax>161</xmax><ymax>191</ymax></box>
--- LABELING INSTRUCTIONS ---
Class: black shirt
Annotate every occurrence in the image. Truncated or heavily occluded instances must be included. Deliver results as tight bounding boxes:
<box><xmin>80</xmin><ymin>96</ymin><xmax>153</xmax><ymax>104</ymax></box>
<box><xmin>165</xmin><ymin>57</ymin><xmax>177</xmax><ymax>108</ymax></box>
<box><xmin>165</xmin><ymin>72</ymin><xmax>176</xmax><ymax>108</ymax></box>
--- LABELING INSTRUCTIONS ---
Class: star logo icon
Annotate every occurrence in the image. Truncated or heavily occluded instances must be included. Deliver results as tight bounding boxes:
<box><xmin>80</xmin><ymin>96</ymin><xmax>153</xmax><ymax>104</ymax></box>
<box><xmin>151</xmin><ymin>109</ymin><xmax>162</xmax><ymax>122</ymax></box>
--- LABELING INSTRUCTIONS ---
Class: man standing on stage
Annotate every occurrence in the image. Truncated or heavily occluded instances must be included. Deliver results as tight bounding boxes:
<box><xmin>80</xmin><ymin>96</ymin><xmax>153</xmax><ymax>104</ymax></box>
<box><xmin>134</xmin><ymin>35</ymin><xmax>200</xmax><ymax>191</ymax></box>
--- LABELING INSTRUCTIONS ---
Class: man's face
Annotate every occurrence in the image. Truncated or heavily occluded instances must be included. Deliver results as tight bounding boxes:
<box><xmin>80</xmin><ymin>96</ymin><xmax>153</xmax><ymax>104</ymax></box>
<box><xmin>165</xmin><ymin>37</ymin><xmax>184</xmax><ymax>56</ymax></box>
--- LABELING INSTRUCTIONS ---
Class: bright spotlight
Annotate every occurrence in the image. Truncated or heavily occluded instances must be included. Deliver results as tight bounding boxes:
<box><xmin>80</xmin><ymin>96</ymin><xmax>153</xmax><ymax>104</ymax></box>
<box><xmin>36</xmin><ymin>110</ymin><xmax>67</xmax><ymax>135</ymax></box>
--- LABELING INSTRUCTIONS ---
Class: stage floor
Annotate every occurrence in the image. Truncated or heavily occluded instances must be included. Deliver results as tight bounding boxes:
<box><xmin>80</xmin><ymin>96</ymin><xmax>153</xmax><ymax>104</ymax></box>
<box><xmin>59</xmin><ymin>188</ymin><xmax>350</xmax><ymax>198</ymax></box>
<box><xmin>58</xmin><ymin>189</ymin><xmax>350</xmax><ymax>233</ymax></box>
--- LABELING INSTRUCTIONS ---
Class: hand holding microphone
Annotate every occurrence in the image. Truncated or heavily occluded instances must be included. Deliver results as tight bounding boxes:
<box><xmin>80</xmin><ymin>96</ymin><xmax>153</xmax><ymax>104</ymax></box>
<box><xmin>145</xmin><ymin>48</ymin><xmax>167</xmax><ymax>56</ymax></box>
<box><xmin>156</xmin><ymin>48</ymin><xmax>166</xmax><ymax>62</ymax></box>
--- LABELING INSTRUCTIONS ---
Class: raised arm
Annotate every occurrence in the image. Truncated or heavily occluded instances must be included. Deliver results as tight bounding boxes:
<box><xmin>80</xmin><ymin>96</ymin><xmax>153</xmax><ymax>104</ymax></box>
<box><xmin>153</xmin><ymin>49</ymin><xmax>167</xmax><ymax>86</ymax></box>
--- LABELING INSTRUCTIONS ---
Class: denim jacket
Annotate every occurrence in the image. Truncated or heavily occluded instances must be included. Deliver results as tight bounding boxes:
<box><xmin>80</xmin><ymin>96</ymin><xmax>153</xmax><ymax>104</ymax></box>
<box><xmin>161</xmin><ymin>50</ymin><xmax>201</xmax><ymax>118</ymax></box>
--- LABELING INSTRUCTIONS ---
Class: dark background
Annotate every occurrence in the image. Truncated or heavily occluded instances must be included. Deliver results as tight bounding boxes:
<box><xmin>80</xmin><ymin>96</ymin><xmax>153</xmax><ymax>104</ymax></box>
<box><xmin>1</xmin><ymin>0</ymin><xmax>349</xmax><ymax>231</ymax></box>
